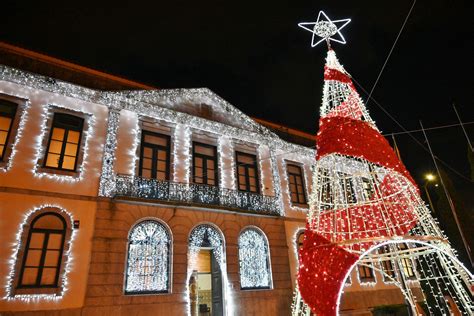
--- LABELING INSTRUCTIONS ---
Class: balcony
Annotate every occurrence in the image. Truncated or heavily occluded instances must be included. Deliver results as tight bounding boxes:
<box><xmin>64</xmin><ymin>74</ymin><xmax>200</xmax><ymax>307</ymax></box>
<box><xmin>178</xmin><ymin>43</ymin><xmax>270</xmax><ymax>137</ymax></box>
<box><xmin>114</xmin><ymin>175</ymin><xmax>280</xmax><ymax>216</ymax></box>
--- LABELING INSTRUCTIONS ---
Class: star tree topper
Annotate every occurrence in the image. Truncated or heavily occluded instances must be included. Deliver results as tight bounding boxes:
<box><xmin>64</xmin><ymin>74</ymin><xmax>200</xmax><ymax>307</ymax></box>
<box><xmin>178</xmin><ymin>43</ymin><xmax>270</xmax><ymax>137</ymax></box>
<box><xmin>298</xmin><ymin>11</ymin><xmax>351</xmax><ymax>47</ymax></box>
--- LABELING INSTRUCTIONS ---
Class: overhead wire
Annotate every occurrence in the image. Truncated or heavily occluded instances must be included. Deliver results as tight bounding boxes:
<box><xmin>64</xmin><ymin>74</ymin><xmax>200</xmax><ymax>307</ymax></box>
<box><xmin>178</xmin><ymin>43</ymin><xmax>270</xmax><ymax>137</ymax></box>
<box><xmin>365</xmin><ymin>0</ymin><xmax>417</xmax><ymax>107</ymax></box>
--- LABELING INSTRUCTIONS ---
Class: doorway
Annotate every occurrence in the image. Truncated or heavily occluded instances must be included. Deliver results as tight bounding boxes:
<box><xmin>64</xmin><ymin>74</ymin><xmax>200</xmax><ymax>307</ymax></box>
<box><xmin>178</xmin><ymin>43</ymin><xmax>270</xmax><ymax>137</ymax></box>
<box><xmin>189</xmin><ymin>225</ymin><xmax>225</xmax><ymax>316</ymax></box>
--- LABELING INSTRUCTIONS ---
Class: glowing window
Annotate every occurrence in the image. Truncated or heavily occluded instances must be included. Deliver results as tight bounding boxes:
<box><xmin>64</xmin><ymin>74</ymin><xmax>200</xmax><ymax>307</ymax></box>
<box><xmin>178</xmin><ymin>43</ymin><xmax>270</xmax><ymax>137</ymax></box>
<box><xmin>287</xmin><ymin>164</ymin><xmax>307</xmax><ymax>205</ymax></box>
<box><xmin>0</xmin><ymin>99</ymin><xmax>18</xmax><ymax>161</ymax></box>
<box><xmin>193</xmin><ymin>142</ymin><xmax>218</xmax><ymax>186</ymax></box>
<box><xmin>44</xmin><ymin>113</ymin><xmax>84</xmax><ymax>171</ymax></box>
<box><xmin>125</xmin><ymin>220</ymin><xmax>171</xmax><ymax>294</ymax></box>
<box><xmin>236</xmin><ymin>152</ymin><xmax>259</xmax><ymax>193</ymax></box>
<box><xmin>18</xmin><ymin>213</ymin><xmax>67</xmax><ymax>288</ymax></box>
<box><xmin>139</xmin><ymin>131</ymin><xmax>171</xmax><ymax>180</ymax></box>
<box><xmin>398</xmin><ymin>243</ymin><xmax>416</xmax><ymax>279</ymax></box>
<box><xmin>238</xmin><ymin>227</ymin><xmax>272</xmax><ymax>290</ymax></box>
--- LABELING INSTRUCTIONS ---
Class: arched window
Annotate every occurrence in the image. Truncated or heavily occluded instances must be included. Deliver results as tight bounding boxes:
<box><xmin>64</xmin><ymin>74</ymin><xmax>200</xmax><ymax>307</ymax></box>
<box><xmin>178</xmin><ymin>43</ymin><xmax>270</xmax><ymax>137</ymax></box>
<box><xmin>238</xmin><ymin>227</ymin><xmax>272</xmax><ymax>290</ymax></box>
<box><xmin>18</xmin><ymin>212</ymin><xmax>67</xmax><ymax>288</ymax></box>
<box><xmin>125</xmin><ymin>220</ymin><xmax>171</xmax><ymax>294</ymax></box>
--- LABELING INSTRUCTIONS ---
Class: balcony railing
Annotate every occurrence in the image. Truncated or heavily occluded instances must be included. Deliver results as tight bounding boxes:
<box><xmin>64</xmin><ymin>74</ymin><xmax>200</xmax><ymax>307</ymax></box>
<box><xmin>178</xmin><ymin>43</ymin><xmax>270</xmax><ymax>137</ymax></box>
<box><xmin>114</xmin><ymin>175</ymin><xmax>280</xmax><ymax>215</ymax></box>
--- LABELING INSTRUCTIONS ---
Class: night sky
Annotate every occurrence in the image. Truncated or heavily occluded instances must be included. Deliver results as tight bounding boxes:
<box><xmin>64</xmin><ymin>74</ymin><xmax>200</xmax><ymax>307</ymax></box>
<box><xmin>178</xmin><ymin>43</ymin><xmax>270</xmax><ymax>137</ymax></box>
<box><xmin>1</xmin><ymin>0</ymin><xmax>473</xmax><ymax>186</ymax></box>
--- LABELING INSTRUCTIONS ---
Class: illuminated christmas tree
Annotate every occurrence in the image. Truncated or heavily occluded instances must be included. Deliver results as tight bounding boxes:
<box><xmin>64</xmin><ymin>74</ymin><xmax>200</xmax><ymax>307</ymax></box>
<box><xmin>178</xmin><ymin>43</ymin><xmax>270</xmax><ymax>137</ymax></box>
<box><xmin>292</xmin><ymin>11</ymin><xmax>474</xmax><ymax>316</ymax></box>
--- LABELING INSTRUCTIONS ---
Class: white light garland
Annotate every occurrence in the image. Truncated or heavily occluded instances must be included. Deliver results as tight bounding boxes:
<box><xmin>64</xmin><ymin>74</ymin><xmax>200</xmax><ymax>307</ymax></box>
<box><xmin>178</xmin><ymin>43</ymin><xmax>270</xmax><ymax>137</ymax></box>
<box><xmin>32</xmin><ymin>103</ymin><xmax>95</xmax><ymax>182</ymax></box>
<box><xmin>98</xmin><ymin>109</ymin><xmax>120</xmax><ymax>196</ymax></box>
<box><xmin>238</xmin><ymin>227</ymin><xmax>272</xmax><ymax>289</ymax></box>
<box><xmin>125</xmin><ymin>220</ymin><xmax>171</xmax><ymax>293</ymax></box>
<box><xmin>4</xmin><ymin>205</ymin><xmax>76</xmax><ymax>301</ymax></box>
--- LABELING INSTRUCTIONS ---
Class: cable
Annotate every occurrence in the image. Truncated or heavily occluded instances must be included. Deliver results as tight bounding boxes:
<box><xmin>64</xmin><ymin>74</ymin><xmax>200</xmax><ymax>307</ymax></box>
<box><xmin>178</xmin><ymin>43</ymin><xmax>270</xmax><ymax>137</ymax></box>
<box><xmin>384</xmin><ymin>122</ymin><xmax>474</xmax><ymax>136</ymax></box>
<box><xmin>366</xmin><ymin>0</ymin><xmax>417</xmax><ymax>107</ymax></box>
<box><xmin>351</xmin><ymin>76</ymin><xmax>472</xmax><ymax>182</ymax></box>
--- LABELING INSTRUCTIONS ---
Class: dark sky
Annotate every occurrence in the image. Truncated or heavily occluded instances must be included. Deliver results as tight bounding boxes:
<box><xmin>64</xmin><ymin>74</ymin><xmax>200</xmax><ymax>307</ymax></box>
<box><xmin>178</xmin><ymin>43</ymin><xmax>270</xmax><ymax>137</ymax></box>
<box><xmin>1</xmin><ymin>0</ymin><xmax>473</xmax><ymax>186</ymax></box>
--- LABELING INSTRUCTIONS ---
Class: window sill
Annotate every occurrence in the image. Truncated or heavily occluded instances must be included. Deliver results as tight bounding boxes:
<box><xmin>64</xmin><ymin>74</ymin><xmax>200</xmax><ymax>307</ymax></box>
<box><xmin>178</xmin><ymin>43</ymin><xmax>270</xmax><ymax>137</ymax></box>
<box><xmin>36</xmin><ymin>166</ymin><xmax>80</xmax><ymax>178</ymax></box>
<box><xmin>290</xmin><ymin>203</ymin><xmax>309</xmax><ymax>209</ymax></box>
<box><xmin>13</xmin><ymin>286</ymin><xmax>61</xmax><ymax>296</ymax></box>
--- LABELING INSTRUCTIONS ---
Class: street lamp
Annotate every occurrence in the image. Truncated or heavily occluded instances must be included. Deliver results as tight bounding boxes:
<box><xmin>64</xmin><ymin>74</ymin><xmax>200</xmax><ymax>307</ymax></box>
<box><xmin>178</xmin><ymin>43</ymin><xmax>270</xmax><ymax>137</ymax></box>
<box><xmin>424</xmin><ymin>173</ymin><xmax>436</xmax><ymax>213</ymax></box>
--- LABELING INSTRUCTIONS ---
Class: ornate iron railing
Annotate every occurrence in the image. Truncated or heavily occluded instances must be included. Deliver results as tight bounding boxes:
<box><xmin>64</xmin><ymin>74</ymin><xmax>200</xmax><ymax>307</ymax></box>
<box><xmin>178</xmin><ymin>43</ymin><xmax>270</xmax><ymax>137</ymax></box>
<box><xmin>114</xmin><ymin>175</ymin><xmax>280</xmax><ymax>215</ymax></box>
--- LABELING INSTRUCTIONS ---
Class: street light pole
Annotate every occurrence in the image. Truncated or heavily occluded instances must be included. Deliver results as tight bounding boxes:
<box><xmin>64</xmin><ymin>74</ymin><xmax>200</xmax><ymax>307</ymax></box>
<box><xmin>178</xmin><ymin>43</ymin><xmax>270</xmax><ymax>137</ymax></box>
<box><xmin>420</xmin><ymin>121</ymin><xmax>474</xmax><ymax>268</ymax></box>
<box><xmin>423</xmin><ymin>175</ymin><xmax>436</xmax><ymax>214</ymax></box>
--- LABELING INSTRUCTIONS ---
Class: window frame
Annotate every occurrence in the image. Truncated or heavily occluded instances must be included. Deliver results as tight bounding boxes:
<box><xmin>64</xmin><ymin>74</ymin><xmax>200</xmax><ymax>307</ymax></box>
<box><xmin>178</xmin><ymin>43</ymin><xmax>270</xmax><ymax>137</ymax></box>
<box><xmin>11</xmin><ymin>207</ymin><xmax>72</xmax><ymax>297</ymax></box>
<box><xmin>0</xmin><ymin>99</ymin><xmax>18</xmax><ymax>161</ymax></box>
<box><xmin>235</xmin><ymin>151</ymin><xmax>260</xmax><ymax>194</ymax></box>
<box><xmin>17</xmin><ymin>212</ymin><xmax>67</xmax><ymax>289</ymax></box>
<box><xmin>379</xmin><ymin>245</ymin><xmax>397</xmax><ymax>281</ymax></box>
<box><xmin>36</xmin><ymin>106</ymin><xmax>91</xmax><ymax>178</ymax></box>
<box><xmin>138</xmin><ymin>130</ymin><xmax>171</xmax><ymax>180</ymax></box>
<box><xmin>43</xmin><ymin>112</ymin><xmax>84</xmax><ymax>172</ymax></box>
<box><xmin>124</xmin><ymin>219</ymin><xmax>172</xmax><ymax>295</ymax></box>
<box><xmin>238</xmin><ymin>226</ymin><xmax>273</xmax><ymax>291</ymax></box>
<box><xmin>192</xmin><ymin>141</ymin><xmax>218</xmax><ymax>186</ymax></box>
<box><xmin>357</xmin><ymin>263</ymin><xmax>375</xmax><ymax>282</ymax></box>
<box><xmin>398</xmin><ymin>243</ymin><xmax>416</xmax><ymax>279</ymax></box>
<box><xmin>0</xmin><ymin>94</ymin><xmax>27</xmax><ymax>168</ymax></box>
<box><xmin>286</xmin><ymin>162</ymin><xmax>308</xmax><ymax>206</ymax></box>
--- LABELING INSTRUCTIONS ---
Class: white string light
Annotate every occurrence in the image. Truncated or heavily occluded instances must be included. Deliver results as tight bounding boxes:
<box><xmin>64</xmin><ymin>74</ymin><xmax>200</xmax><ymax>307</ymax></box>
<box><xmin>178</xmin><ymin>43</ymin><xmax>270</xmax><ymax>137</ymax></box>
<box><xmin>4</xmin><ymin>205</ymin><xmax>76</xmax><ymax>301</ymax></box>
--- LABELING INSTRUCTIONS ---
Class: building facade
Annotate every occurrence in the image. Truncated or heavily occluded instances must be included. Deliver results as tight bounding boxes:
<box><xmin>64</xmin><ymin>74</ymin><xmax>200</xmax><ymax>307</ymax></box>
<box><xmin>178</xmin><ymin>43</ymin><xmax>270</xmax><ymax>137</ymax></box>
<box><xmin>0</xmin><ymin>44</ymin><xmax>419</xmax><ymax>316</ymax></box>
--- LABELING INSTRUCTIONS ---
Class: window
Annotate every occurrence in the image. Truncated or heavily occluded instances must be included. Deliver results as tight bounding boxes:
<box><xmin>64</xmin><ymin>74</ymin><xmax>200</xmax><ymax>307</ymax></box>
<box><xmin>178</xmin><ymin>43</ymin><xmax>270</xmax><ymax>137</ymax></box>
<box><xmin>379</xmin><ymin>245</ymin><xmax>396</xmax><ymax>281</ymax></box>
<box><xmin>236</xmin><ymin>152</ymin><xmax>259</xmax><ymax>193</ymax></box>
<box><xmin>339</xmin><ymin>172</ymin><xmax>356</xmax><ymax>204</ymax></box>
<box><xmin>44</xmin><ymin>113</ymin><xmax>84</xmax><ymax>171</ymax></box>
<box><xmin>0</xmin><ymin>99</ymin><xmax>18</xmax><ymax>161</ymax></box>
<box><xmin>287</xmin><ymin>164</ymin><xmax>307</xmax><ymax>205</ymax></box>
<box><xmin>125</xmin><ymin>220</ymin><xmax>171</xmax><ymax>294</ymax></box>
<box><xmin>238</xmin><ymin>227</ymin><xmax>272</xmax><ymax>290</ymax></box>
<box><xmin>358</xmin><ymin>264</ymin><xmax>375</xmax><ymax>282</ymax></box>
<box><xmin>361</xmin><ymin>177</ymin><xmax>375</xmax><ymax>200</ymax></box>
<box><xmin>398</xmin><ymin>243</ymin><xmax>416</xmax><ymax>279</ymax></box>
<box><xmin>296</xmin><ymin>230</ymin><xmax>305</xmax><ymax>252</ymax></box>
<box><xmin>18</xmin><ymin>213</ymin><xmax>67</xmax><ymax>289</ymax></box>
<box><xmin>139</xmin><ymin>131</ymin><xmax>171</xmax><ymax>180</ymax></box>
<box><xmin>192</xmin><ymin>142</ymin><xmax>218</xmax><ymax>186</ymax></box>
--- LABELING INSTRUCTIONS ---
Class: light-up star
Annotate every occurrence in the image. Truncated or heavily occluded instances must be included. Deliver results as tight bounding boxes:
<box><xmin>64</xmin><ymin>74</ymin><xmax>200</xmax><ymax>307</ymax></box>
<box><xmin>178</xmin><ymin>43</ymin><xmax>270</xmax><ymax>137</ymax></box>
<box><xmin>298</xmin><ymin>11</ymin><xmax>351</xmax><ymax>47</ymax></box>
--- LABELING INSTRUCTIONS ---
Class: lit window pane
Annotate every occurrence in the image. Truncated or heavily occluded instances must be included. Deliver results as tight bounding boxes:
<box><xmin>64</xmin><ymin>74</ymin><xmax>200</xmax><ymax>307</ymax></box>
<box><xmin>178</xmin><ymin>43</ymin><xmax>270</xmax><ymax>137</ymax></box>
<box><xmin>62</xmin><ymin>156</ymin><xmax>76</xmax><ymax>170</ymax></box>
<box><xmin>40</xmin><ymin>267</ymin><xmax>57</xmax><ymax>285</ymax></box>
<box><xmin>0</xmin><ymin>145</ymin><xmax>4</xmax><ymax>157</ymax></box>
<box><xmin>44</xmin><ymin>250</ymin><xmax>60</xmax><ymax>266</ymax></box>
<box><xmin>48</xmin><ymin>140</ymin><xmax>63</xmax><ymax>154</ymax></box>
<box><xmin>25</xmin><ymin>249</ymin><xmax>42</xmax><ymax>266</ymax></box>
<box><xmin>29</xmin><ymin>233</ymin><xmax>45</xmax><ymax>249</ymax></box>
<box><xmin>195</xmin><ymin>167</ymin><xmax>203</xmax><ymax>177</ymax></box>
<box><xmin>143</xmin><ymin>147</ymin><xmax>153</xmax><ymax>158</ymax></box>
<box><xmin>67</xmin><ymin>131</ymin><xmax>80</xmax><ymax>143</ymax></box>
<box><xmin>0</xmin><ymin>130</ymin><xmax>8</xmax><ymax>144</ymax></box>
<box><xmin>64</xmin><ymin>143</ymin><xmax>78</xmax><ymax>156</ymax></box>
<box><xmin>157</xmin><ymin>171</ymin><xmax>166</xmax><ymax>180</ymax></box>
<box><xmin>157</xmin><ymin>161</ymin><xmax>166</xmax><ymax>172</ymax></box>
<box><xmin>158</xmin><ymin>150</ymin><xmax>166</xmax><ymax>160</ymax></box>
<box><xmin>45</xmin><ymin>153</ymin><xmax>60</xmax><ymax>168</ymax></box>
<box><xmin>143</xmin><ymin>158</ymin><xmax>152</xmax><ymax>169</ymax></box>
<box><xmin>47</xmin><ymin>234</ymin><xmax>63</xmax><ymax>250</ymax></box>
<box><xmin>195</xmin><ymin>158</ymin><xmax>203</xmax><ymax>167</ymax></box>
<box><xmin>51</xmin><ymin>128</ymin><xmax>65</xmax><ymax>141</ymax></box>
<box><xmin>21</xmin><ymin>268</ymin><xmax>39</xmax><ymax>285</ymax></box>
<box><xmin>0</xmin><ymin>116</ymin><xmax>12</xmax><ymax>131</ymax></box>
<box><xmin>142</xmin><ymin>169</ymin><xmax>152</xmax><ymax>178</ymax></box>
<box><xmin>207</xmin><ymin>160</ymin><xmax>215</xmax><ymax>169</ymax></box>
